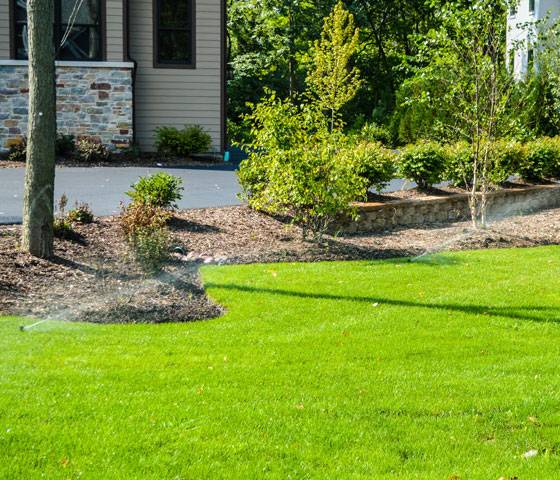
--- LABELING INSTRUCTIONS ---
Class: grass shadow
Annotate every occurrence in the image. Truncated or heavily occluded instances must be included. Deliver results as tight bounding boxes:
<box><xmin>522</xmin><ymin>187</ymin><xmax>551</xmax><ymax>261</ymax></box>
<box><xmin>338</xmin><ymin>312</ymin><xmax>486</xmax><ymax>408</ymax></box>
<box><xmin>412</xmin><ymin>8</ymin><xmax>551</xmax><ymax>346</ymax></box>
<box><xmin>205</xmin><ymin>283</ymin><xmax>560</xmax><ymax>324</ymax></box>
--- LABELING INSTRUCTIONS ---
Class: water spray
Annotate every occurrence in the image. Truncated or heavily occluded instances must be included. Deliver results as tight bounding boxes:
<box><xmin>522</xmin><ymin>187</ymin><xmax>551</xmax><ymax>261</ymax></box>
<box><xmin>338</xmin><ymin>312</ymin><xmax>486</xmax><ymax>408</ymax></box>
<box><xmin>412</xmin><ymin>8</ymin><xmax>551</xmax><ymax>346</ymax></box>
<box><xmin>19</xmin><ymin>319</ymin><xmax>51</xmax><ymax>332</ymax></box>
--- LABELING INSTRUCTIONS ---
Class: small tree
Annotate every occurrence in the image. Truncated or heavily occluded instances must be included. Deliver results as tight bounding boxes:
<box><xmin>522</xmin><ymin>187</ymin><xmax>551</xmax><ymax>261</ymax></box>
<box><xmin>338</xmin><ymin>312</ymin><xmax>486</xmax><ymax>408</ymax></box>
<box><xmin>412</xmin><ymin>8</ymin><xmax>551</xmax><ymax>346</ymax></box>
<box><xmin>306</xmin><ymin>1</ymin><xmax>362</xmax><ymax>131</ymax></box>
<box><xmin>404</xmin><ymin>0</ymin><xmax>514</xmax><ymax>227</ymax></box>
<box><xmin>22</xmin><ymin>0</ymin><xmax>57</xmax><ymax>258</ymax></box>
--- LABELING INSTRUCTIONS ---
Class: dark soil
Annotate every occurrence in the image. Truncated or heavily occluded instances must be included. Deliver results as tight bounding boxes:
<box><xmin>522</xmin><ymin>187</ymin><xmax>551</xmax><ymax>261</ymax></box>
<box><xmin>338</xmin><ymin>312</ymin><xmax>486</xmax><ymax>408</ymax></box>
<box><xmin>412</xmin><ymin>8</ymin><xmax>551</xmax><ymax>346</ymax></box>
<box><xmin>0</xmin><ymin>152</ymin><xmax>225</xmax><ymax>169</ymax></box>
<box><xmin>1</xmin><ymin>205</ymin><xmax>559</xmax><ymax>324</ymax></box>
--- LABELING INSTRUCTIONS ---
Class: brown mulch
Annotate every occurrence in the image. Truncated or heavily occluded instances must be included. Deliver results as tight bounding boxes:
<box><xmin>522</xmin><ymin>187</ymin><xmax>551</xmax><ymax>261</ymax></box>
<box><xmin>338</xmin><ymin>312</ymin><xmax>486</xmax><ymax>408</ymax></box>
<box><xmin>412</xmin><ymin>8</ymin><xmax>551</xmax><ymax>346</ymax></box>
<box><xmin>1</xmin><ymin>205</ymin><xmax>560</xmax><ymax>324</ymax></box>
<box><xmin>365</xmin><ymin>181</ymin><xmax>546</xmax><ymax>203</ymax></box>
<box><xmin>0</xmin><ymin>153</ymin><xmax>225</xmax><ymax>169</ymax></box>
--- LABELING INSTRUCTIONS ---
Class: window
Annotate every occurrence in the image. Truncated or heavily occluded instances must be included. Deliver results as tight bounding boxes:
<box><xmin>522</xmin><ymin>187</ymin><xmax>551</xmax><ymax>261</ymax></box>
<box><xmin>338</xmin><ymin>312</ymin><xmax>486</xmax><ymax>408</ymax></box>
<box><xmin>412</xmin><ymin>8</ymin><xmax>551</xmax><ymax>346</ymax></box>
<box><xmin>154</xmin><ymin>0</ymin><xmax>195</xmax><ymax>68</ymax></box>
<box><xmin>13</xmin><ymin>0</ymin><xmax>103</xmax><ymax>61</ymax></box>
<box><xmin>529</xmin><ymin>0</ymin><xmax>535</xmax><ymax>13</ymax></box>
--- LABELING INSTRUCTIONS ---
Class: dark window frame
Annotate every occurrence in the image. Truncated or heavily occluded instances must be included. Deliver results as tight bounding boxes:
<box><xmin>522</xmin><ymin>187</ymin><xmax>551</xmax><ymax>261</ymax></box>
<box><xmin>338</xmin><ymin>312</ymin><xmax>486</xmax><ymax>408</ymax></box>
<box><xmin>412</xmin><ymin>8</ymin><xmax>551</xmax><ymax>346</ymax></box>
<box><xmin>9</xmin><ymin>0</ymin><xmax>106</xmax><ymax>62</ymax></box>
<box><xmin>529</xmin><ymin>0</ymin><xmax>535</xmax><ymax>13</ymax></box>
<box><xmin>153</xmin><ymin>0</ymin><xmax>196</xmax><ymax>69</ymax></box>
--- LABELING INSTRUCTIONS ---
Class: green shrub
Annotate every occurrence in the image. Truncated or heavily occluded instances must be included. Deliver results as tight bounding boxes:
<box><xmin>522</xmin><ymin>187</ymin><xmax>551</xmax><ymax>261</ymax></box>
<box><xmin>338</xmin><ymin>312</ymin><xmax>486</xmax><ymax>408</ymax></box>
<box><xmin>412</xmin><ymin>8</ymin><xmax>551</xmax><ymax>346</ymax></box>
<box><xmin>520</xmin><ymin>137</ymin><xmax>560</xmax><ymax>182</ymax></box>
<box><xmin>127</xmin><ymin>173</ymin><xmax>184</xmax><ymax>209</ymax></box>
<box><xmin>56</xmin><ymin>134</ymin><xmax>76</xmax><ymax>157</ymax></box>
<box><xmin>444</xmin><ymin>141</ymin><xmax>473</xmax><ymax>188</ymax></box>
<box><xmin>491</xmin><ymin>139</ymin><xmax>526</xmax><ymax>185</ymax></box>
<box><xmin>7</xmin><ymin>138</ymin><xmax>26</xmax><ymax>162</ymax></box>
<box><xmin>154</xmin><ymin>125</ymin><xmax>212</xmax><ymax>157</ymax></box>
<box><xmin>241</xmin><ymin>136</ymin><xmax>367</xmax><ymax>241</ymax></box>
<box><xmin>119</xmin><ymin>202</ymin><xmax>172</xmax><ymax>274</ymax></box>
<box><xmin>444</xmin><ymin>140</ymin><xmax>523</xmax><ymax>188</ymax></box>
<box><xmin>398</xmin><ymin>142</ymin><xmax>447</xmax><ymax>189</ymax></box>
<box><xmin>343</xmin><ymin>141</ymin><xmax>396</xmax><ymax>192</ymax></box>
<box><xmin>357</xmin><ymin>122</ymin><xmax>393</xmax><ymax>146</ymax></box>
<box><xmin>76</xmin><ymin>138</ymin><xmax>111</xmax><ymax>163</ymax></box>
<box><xmin>67</xmin><ymin>202</ymin><xmax>94</xmax><ymax>224</ymax></box>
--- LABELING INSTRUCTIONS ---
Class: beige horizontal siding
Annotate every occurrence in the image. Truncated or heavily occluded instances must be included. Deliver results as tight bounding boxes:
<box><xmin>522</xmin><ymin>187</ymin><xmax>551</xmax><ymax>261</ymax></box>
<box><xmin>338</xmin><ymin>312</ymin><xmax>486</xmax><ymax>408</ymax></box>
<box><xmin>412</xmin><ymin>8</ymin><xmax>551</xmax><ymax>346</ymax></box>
<box><xmin>0</xmin><ymin>1</ymin><xmax>124</xmax><ymax>60</ymax></box>
<box><xmin>129</xmin><ymin>0</ymin><xmax>223</xmax><ymax>152</ymax></box>
<box><xmin>105</xmin><ymin>0</ymin><xmax>124</xmax><ymax>61</ymax></box>
<box><xmin>0</xmin><ymin>1</ymin><xmax>10</xmax><ymax>59</ymax></box>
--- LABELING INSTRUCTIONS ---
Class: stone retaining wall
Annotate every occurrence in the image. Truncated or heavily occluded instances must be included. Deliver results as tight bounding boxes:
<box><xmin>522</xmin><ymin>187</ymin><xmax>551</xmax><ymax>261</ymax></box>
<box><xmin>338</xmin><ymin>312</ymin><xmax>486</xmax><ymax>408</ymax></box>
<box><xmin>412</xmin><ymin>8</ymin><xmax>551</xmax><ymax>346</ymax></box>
<box><xmin>0</xmin><ymin>63</ymin><xmax>133</xmax><ymax>151</ymax></box>
<box><xmin>340</xmin><ymin>184</ymin><xmax>560</xmax><ymax>233</ymax></box>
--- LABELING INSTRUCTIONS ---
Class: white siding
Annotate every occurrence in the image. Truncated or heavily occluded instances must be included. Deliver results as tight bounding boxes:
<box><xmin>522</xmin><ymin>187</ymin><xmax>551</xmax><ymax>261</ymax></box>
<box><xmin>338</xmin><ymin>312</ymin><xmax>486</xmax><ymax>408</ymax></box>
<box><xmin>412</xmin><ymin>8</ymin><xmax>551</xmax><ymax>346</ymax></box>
<box><xmin>507</xmin><ymin>0</ymin><xmax>560</xmax><ymax>78</ymax></box>
<box><xmin>0</xmin><ymin>1</ymin><xmax>10</xmax><ymax>59</ymax></box>
<box><xmin>129</xmin><ymin>0</ymin><xmax>223</xmax><ymax>152</ymax></box>
<box><xmin>106</xmin><ymin>0</ymin><xmax>124</xmax><ymax>61</ymax></box>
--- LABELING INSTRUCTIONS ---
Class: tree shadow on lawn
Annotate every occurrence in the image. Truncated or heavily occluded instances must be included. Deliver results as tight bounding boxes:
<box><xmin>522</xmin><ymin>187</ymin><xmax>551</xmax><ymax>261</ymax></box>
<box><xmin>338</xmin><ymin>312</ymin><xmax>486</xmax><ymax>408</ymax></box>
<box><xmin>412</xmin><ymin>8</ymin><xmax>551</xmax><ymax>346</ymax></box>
<box><xmin>204</xmin><ymin>283</ymin><xmax>560</xmax><ymax>324</ymax></box>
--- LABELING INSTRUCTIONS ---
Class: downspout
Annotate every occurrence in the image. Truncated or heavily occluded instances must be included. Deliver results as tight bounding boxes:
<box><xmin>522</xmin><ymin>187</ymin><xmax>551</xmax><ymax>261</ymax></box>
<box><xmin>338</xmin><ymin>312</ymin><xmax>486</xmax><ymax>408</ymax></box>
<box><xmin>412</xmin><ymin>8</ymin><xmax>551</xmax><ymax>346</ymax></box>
<box><xmin>123</xmin><ymin>0</ymin><xmax>137</xmax><ymax>146</ymax></box>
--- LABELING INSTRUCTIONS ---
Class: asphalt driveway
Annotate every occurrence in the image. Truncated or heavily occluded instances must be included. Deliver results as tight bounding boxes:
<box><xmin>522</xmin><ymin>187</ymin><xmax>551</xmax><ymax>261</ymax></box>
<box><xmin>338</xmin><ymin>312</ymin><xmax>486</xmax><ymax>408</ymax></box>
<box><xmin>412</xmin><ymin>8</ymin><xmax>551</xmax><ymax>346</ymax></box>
<box><xmin>0</xmin><ymin>165</ymin><xmax>413</xmax><ymax>224</ymax></box>
<box><xmin>0</xmin><ymin>165</ymin><xmax>242</xmax><ymax>224</ymax></box>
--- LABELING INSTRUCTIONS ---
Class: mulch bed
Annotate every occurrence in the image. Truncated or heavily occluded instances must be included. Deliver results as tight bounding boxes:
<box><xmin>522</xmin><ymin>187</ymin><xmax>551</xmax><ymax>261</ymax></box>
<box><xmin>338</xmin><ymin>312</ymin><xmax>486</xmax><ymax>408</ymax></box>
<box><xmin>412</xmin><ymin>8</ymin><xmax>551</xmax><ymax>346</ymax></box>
<box><xmin>0</xmin><ymin>153</ymin><xmax>226</xmax><ymax>169</ymax></box>
<box><xmin>1</xmin><ymin>205</ymin><xmax>560</xmax><ymax>324</ymax></box>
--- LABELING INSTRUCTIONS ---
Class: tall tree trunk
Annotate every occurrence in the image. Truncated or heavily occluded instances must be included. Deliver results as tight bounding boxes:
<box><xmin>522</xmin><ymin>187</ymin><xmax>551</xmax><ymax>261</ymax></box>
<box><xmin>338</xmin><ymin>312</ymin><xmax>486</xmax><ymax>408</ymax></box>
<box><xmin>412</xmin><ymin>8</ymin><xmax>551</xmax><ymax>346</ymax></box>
<box><xmin>22</xmin><ymin>0</ymin><xmax>56</xmax><ymax>258</ymax></box>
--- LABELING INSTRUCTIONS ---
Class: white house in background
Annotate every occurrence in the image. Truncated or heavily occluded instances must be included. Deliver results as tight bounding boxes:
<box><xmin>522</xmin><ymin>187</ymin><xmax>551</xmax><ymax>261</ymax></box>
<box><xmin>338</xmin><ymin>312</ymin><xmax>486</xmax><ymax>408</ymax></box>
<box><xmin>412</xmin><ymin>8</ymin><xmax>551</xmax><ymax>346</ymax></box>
<box><xmin>507</xmin><ymin>0</ymin><xmax>560</xmax><ymax>78</ymax></box>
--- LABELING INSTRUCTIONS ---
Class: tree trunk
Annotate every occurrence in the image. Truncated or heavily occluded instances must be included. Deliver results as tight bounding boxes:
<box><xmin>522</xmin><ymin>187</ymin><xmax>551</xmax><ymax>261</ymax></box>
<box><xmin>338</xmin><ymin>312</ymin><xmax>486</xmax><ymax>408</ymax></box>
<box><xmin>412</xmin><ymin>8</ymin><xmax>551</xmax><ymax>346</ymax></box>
<box><xmin>22</xmin><ymin>0</ymin><xmax>56</xmax><ymax>258</ymax></box>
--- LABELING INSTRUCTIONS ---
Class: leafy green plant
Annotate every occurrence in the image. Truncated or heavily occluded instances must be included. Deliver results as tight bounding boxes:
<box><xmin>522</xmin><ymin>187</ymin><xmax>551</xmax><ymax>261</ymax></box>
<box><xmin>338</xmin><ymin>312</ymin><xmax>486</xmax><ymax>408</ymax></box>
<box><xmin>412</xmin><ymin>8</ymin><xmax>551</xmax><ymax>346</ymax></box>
<box><xmin>398</xmin><ymin>142</ymin><xmax>446</xmax><ymax>189</ymax></box>
<box><xmin>154</xmin><ymin>125</ymin><xmax>212</xmax><ymax>157</ymax></box>
<box><xmin>306</xmin><ymin>1</ymin><xmax>362</xmax><ymax>131</ymax></box>
<box><xmin>76</xmin><ymin>138</ymin><xmax>111</xmax><ymax>163</ymax></box>
<box><xmin>67</xmin><ymin>202</ymin><xmax>94</xmax><ymax>224</ymax></box>
<box><xmin>356</xmin><ymin>122</ymin><xmax>393</xmax><ymax>146</ymax></box>
<box><xmin>127</xmin><ymin>173</ymin><xmax>184</xmax><ymax>209</ymax></box>
<box><xmin>491</xmin><ymin>139</ymin><xmax>526</xmax><ymax>185</ymax></box>
<box><xmin>343</xmin><ymin>141</ymin><xmax>396</xmax><ymax>193</ymax></box>
<box><xmin>7</xmin><ymin>138</ymin><xmax>26</xmax><ymax>162</ymax></box>
<box><xmin>519</xmin><ymin>137</ymin><xmax>560</xmax><ymax>182</ymax></box>
<box><xmin>55</xmin><ymin>134</ymin><xmax>75</xmax><ymax>157</ymax></box>
<box><xmin>53</xmin><ymin>194</ymin><xmax>76</xmax><ymax>240</ymax></box>
<box><xmin>444</xmin><ymin>141</ymin><xmax>473</xmax><ymax>188</ymax></box>
<box><xmin>119</xmin><ymin>202</ymin><xmax>173</xmax><ymax>274</ymax></box>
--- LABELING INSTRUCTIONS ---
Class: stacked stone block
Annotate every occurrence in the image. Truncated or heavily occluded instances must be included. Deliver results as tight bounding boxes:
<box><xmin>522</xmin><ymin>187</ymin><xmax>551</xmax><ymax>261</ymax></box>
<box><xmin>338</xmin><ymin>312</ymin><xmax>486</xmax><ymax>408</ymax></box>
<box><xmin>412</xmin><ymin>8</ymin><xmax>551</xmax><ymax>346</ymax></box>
<box><xmin>340</xmin><ymin>185</ymin><xmax>560</xmax><ymax>233</ymax></box>
<box><xmin>0</xmin><ymin>64</ymin><xmax>133</xmax><ymax>151</ymax></box>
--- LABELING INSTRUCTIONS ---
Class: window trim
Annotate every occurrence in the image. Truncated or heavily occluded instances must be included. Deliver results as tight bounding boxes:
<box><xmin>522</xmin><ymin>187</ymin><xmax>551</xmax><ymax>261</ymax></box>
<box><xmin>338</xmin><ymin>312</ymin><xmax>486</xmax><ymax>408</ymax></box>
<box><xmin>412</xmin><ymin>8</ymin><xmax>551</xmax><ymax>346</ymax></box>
<box><xmin>153</xmin><ymin>0</ymin><xmax>196</xmax><ymax>69</ymax></box>
<box><xmin>9</xmin><ymin>0</ymin><xmax>106</xmax><ymax>62</ymax></box>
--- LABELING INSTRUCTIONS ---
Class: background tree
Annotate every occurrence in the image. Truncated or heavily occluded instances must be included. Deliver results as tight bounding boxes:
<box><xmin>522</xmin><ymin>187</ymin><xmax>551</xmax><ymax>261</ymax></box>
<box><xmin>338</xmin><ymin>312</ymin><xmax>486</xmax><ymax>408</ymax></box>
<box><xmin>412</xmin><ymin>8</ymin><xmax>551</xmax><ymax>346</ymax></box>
<box><xmin>400</xmin><ymin>0</ymin><xmax>513</xmax><ymax>226</ymax></box>
<box><xmin>22</xmin><ymin>0</ymin><xmax>56</xmax><ymax>258</ymax></box>
<box><xmin>306</xmin><ymin>1</ymin><xmax>362</xmax><ymax>131</ymax></box>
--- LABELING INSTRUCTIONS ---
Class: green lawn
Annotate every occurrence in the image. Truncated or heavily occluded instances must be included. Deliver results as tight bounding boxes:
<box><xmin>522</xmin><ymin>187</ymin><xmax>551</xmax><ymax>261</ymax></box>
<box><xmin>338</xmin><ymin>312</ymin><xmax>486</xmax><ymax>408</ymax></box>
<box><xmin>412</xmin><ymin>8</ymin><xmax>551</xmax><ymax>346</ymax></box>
<box><xmin>2</xmin><ymin>247</ymin><xmax>560</xmax><ymax>479</ymax></box>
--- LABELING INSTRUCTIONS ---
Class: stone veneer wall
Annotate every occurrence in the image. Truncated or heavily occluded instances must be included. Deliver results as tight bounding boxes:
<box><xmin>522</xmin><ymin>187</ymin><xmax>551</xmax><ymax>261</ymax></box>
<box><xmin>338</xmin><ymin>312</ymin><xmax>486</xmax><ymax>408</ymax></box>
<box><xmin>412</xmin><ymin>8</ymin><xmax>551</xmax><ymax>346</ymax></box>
<box><xmin>339</xmin><ymin>184</ymin><xmax>560</xmax><ymax>233</ymax></box>
<box><xmin>0</xmin><ymin>63</ymin><xmax>133</xmax><ymax>151</ymax></box>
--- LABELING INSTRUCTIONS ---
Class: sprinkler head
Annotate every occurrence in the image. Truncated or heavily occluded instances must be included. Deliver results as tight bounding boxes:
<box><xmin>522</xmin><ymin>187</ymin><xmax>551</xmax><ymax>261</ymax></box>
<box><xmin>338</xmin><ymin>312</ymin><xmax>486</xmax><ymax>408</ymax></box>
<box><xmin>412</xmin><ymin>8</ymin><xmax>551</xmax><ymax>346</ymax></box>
<box><xmin>19</xmin><ymin>325</ymin><xmax>26</xmax><ymax>332</ymax></box>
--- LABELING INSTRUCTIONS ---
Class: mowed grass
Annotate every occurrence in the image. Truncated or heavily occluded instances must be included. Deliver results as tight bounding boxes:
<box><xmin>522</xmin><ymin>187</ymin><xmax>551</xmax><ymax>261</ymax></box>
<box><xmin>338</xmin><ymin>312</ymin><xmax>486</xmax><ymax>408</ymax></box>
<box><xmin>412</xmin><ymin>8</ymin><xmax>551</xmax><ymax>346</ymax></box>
<box><xmin>2</xmin><ymin>247</ymin><xmax>560</xmax><ymax>479</ymax></box>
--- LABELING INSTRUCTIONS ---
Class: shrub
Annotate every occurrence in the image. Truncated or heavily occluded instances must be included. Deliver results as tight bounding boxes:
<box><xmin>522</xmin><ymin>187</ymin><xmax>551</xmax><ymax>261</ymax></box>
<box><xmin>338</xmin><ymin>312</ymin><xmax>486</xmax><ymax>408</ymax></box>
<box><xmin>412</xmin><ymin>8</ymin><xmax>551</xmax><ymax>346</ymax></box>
<box><xmin>7</xmin><ymin>138</ymin><xmax>26</xmax><ymax>162</ymax></box>
<box><xmin>491</xmin><ymin>139</ymin><xmax>526</xmax><ymax>185</ymax></box>
<box><xmin>53</xmin><ymin>194</ymin><xmax>75</xmax><ymax>239</ymax></box>
<box><xmin>154</xmin><ymin>125</ymin><xmax>212</xmax><ymax>157</ymax></box>
<box><xmin>127</xmin><ymin>173</ymin><xmax>184</xmax><ymax>209</ymax></box>
<box><xmin>56</xmin><ymin>133</ymin><xmax>76</xmax><ymax>156</ymax></box>
<box><xmin>398</xmin><ymin>142</ymin><xmax>446</xmax><ymax>189</ymax></box>
<box><xmin>67</xmin><ymin>202</ymin><xmax>94</xmax><ymax>224</ymax></box>
<box><xmin>357</xmin><ymin>122</ymin><xmax>393</xmax><ymax>146</ymax></box>
<box><xmin>444</xmin><ymin>141</ymin><xmax>473</xmax><ymax>188</ymax></box>
<box><xmin>241</xmin><ymin>136</ymin><xmax>367</xmax><ymax>241</ymax></box>
<box><xmin>343</xmin><ymin>141</ymin><xmax>396</xmax><ymax>192</ymax></box>
<box><xmin>119</xmin><ymin>202</ymin><xmax>172</xmax><ymax>273</ymax></box>
<box><xmin>76</xmin><ymin>138</ymin><xmax>111</xmax><ymax>163</ymax></box>
<box><xmin>519</xmin><ymin>137</ymin><xmax>560</xmax><ymax>182</ymax></box>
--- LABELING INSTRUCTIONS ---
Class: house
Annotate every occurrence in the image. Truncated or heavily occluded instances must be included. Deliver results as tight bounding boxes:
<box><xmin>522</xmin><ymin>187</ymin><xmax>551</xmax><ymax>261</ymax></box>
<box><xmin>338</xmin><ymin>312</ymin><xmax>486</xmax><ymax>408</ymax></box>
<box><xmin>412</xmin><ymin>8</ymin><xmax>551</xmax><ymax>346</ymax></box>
<box><xmin>0</xmin><ymin>0</ymin><xmax>226</xmax><ymax>153</ymax></box>
<box><xmin>507</xmin><ymin>0</ymin><xmax>560</xmax><ymax>78</ymax></box>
